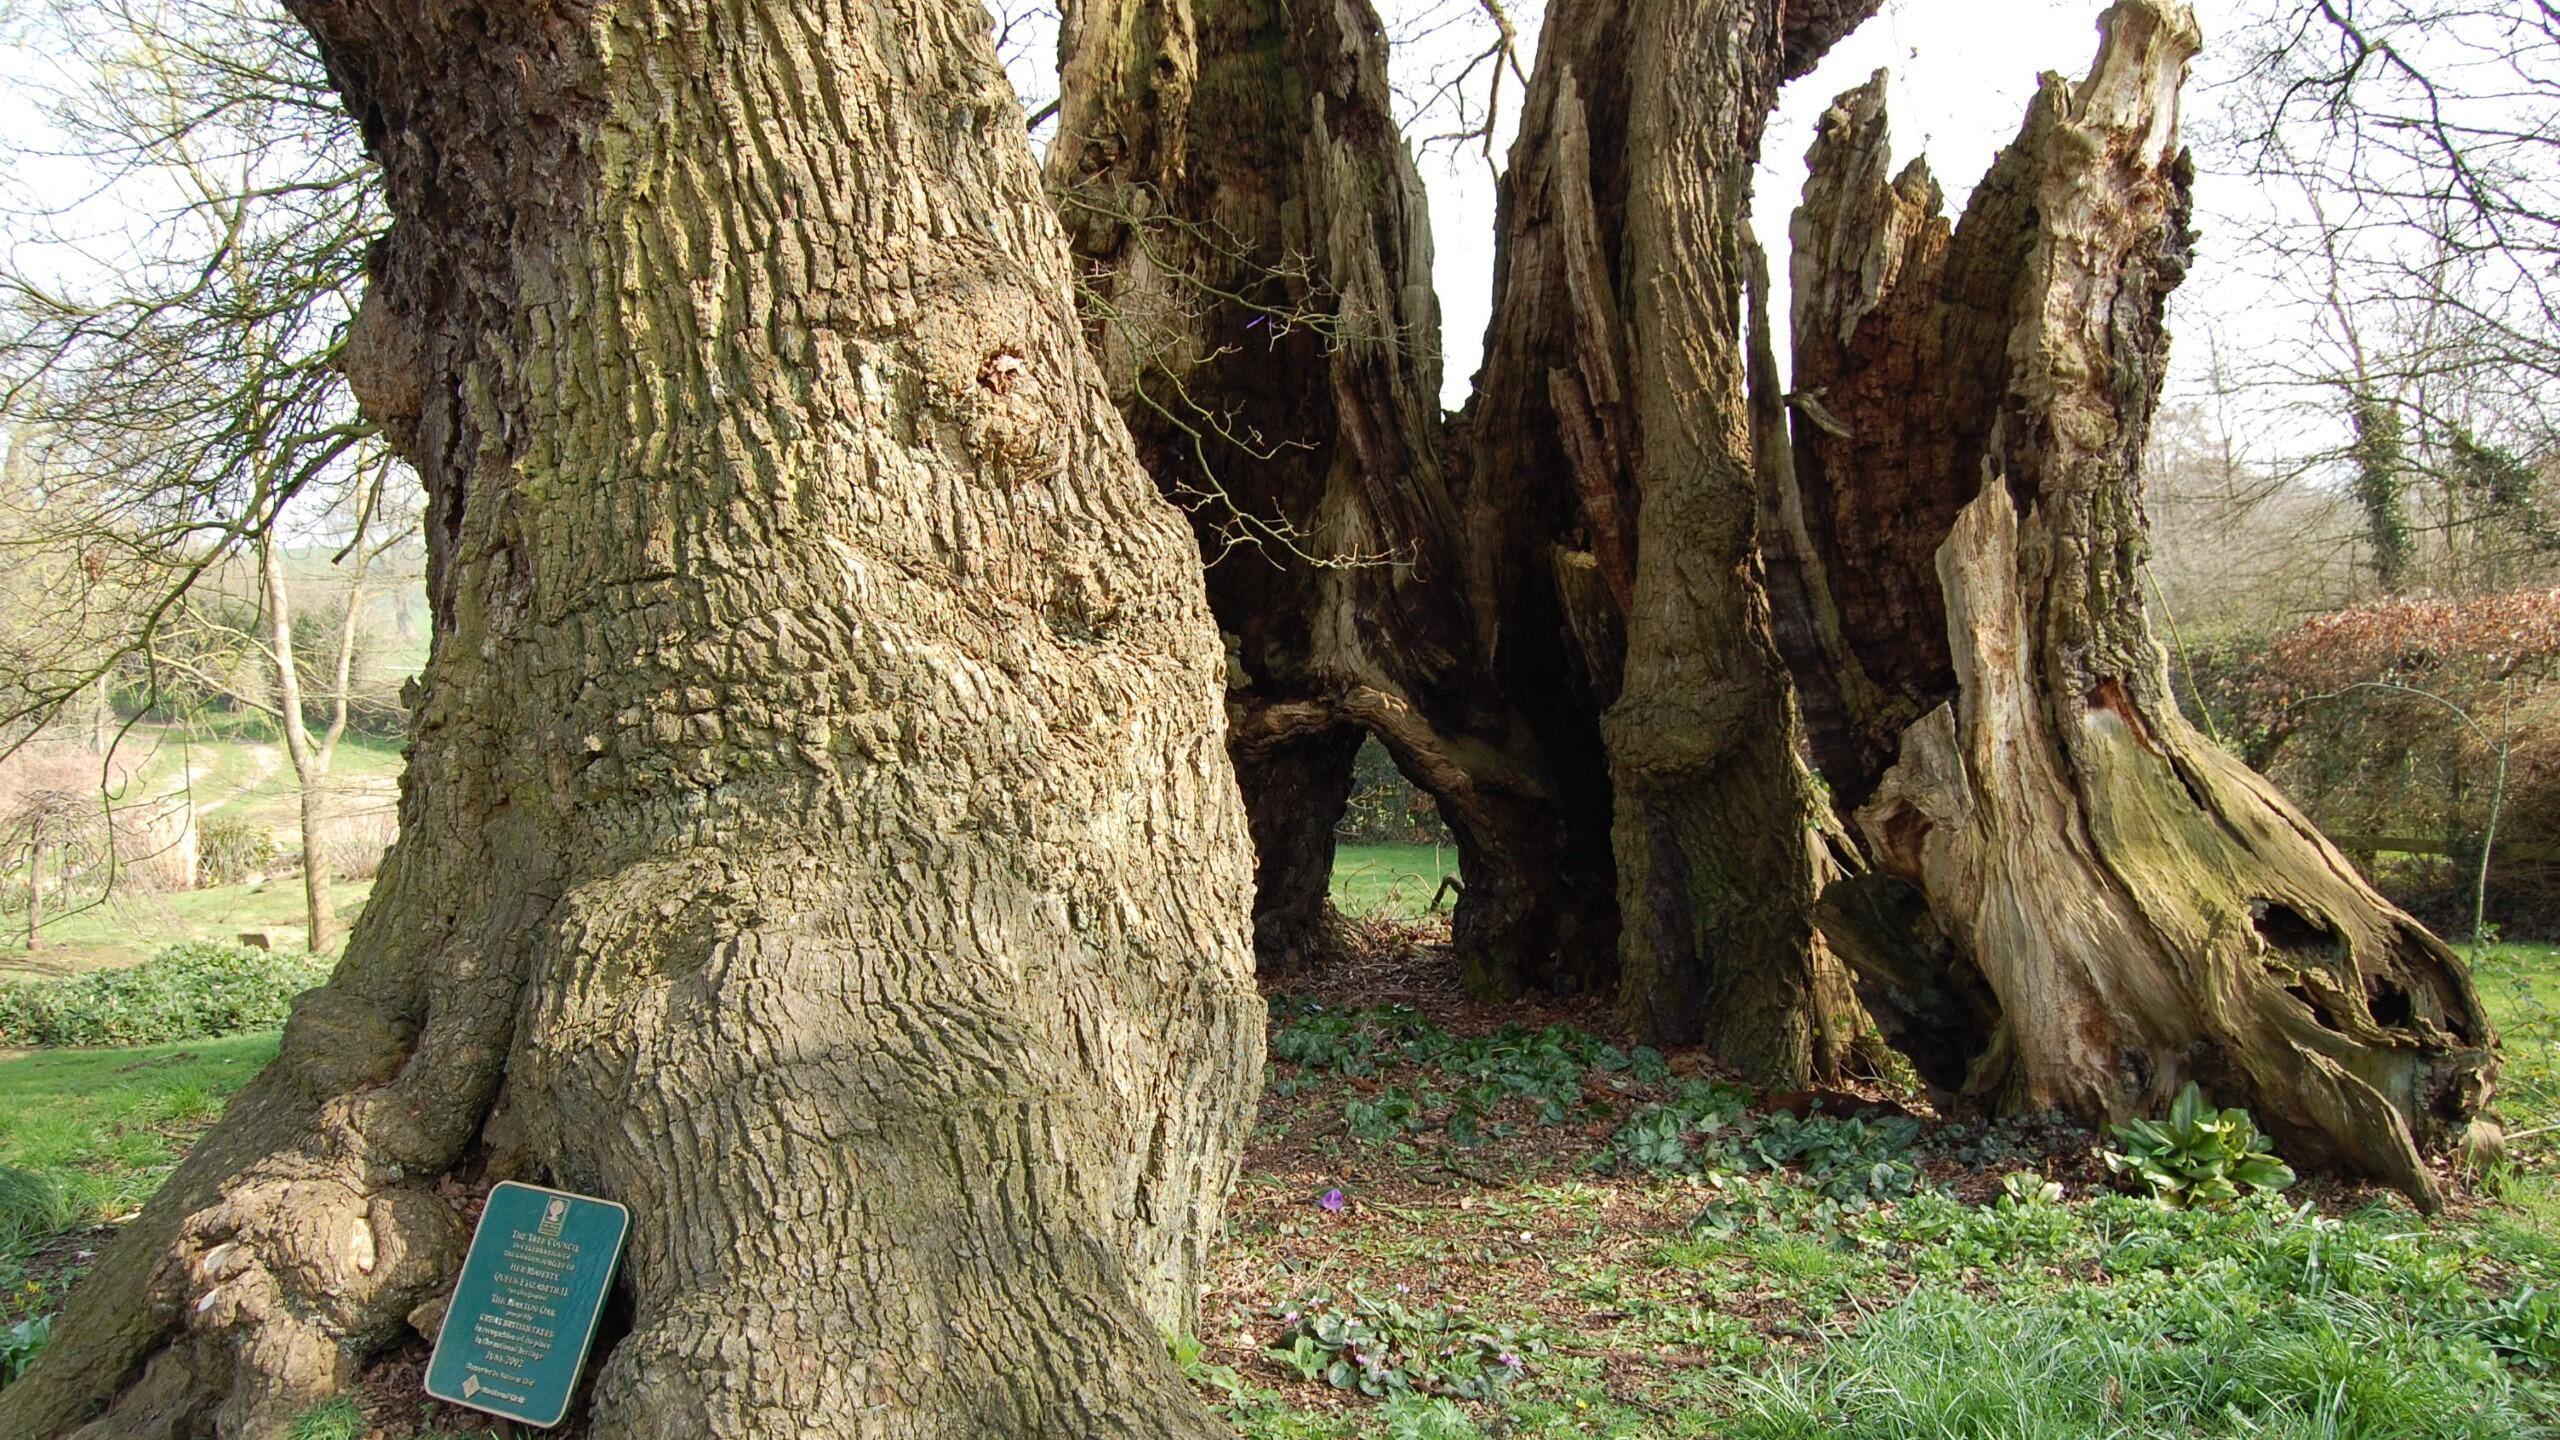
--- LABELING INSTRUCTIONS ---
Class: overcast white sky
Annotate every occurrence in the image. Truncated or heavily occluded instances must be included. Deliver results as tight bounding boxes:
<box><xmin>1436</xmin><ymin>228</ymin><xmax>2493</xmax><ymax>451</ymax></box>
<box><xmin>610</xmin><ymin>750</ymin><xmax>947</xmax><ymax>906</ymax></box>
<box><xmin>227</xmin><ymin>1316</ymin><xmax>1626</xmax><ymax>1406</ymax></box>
<box><xmin>0</xmin><ymin>0</ymin><xmax>2355</xmax><ymax>435</ymax></box>
<box><xmin>1399</xmin><ymin>0</ymin><xmax>2264</xmax><ymax>410</ymax></box>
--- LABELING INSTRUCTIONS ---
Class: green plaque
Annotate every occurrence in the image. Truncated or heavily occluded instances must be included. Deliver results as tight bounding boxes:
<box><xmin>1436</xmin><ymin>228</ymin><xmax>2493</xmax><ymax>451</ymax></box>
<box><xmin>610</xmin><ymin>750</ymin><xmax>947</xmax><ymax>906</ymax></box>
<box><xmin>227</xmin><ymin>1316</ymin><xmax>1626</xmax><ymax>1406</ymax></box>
<box><xmin>424</xmin><ymin>1181</ymin><xmax>630</xmax><ymax>1428</ymax></box>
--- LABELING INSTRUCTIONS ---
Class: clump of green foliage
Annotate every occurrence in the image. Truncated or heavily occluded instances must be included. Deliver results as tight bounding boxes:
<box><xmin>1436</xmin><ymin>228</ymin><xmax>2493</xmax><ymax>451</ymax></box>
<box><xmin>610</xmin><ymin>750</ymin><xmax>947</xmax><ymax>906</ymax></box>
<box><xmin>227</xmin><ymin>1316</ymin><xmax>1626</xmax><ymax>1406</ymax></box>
<box><xmin>1266</xmin><ymin>1289</ymin><xmax>1534</xmax><ymax>1401</ymax></box>
<box><xmin>1268</xmin><ymin>999</ymin><xmax>1669</xmax><ymax>1146</ymax></box>
<box><xmin>1608</xmin><ymin>1093</ymin><xmax>1921</xmax><ymax>1211</ymax></box>
<box><xmin>2104</xmin><ymin>1081</ymin><xmax>2297</xmax><ymax>1208</ymax></box>
<box><xmin>0</xmin><ymin>1166</ymin><xmax>81</xmax><ymax>1256</ymax></box>
<box><xmin>2</xmin><ymin>1311</ymin><xmax>50</xmax><ymax>1387</ymax></box>
<box><xmin>1741</xmin><ymin>1109</ymin><xmax>1924</xmax><ymax>1206</ymax></box>
<box><xmin>196</xmin><ymin>813</ymin><xmax>279</xmax><ymax>887</ymax></box>
<box><xmin>1604</xmin><ymin>1079</ymin><xmax>1749</xmax><ymax>1174</ymax></box>
<box><xmin>0</xmin><ymin>942</ymin><xmax>331</xmax><ymax>1048</ymax></box>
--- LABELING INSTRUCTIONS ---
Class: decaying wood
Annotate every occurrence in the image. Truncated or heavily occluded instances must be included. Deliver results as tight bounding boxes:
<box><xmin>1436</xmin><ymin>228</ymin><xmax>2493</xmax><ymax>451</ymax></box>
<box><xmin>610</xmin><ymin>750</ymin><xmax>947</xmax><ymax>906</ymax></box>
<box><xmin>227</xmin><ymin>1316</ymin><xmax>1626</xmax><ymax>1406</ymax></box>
<box><xmin>1050</xmin><ymin>0</ymin><xmax>1619</xmax><ymax>992</ymax></box>
<box><xmin>1786</xmin><ymin>0</ymin><xmax>2496</xmax><ymax>1203</ymax></box>
<box><xmin>0</xmin><ymin>0</ymin><xmax>1261</xmax><ymax>1434</ymax></box>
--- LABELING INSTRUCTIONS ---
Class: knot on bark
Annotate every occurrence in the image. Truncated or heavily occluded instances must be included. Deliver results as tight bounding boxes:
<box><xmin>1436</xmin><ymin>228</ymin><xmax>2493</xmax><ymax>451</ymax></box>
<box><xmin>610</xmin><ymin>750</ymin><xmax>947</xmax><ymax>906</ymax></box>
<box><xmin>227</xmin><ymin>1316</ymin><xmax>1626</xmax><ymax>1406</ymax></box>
<box><xmin>165</xmin><ymin>1178</ymin><xmax>466</xmax><ymax>1350</ymax></box>
<box><xmin>939</xmin><ymin>350</ymin><xmax>1069</xmax><ymax>488</ymax></box>
<box><xmin>340</xmin><ymin>281</ymin><xmax>425</xmax><ymax>462</ymax></box>
<box><xmin>910</xmin><ymin>291</ymin><xmax>1074</xmax><ymax>487</ymax></box>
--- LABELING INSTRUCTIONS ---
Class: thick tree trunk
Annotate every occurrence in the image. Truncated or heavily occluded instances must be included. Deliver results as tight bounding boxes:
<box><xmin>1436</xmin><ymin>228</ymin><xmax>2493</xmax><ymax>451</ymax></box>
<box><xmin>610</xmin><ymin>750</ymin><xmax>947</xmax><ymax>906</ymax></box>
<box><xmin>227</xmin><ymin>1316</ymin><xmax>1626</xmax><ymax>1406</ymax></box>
<box><xmin>1780</xmin><ymin>1</ymin><xmax>2495</xmax><ymax>1202</ymax></box>
<box><xmin>1049</xmin><ymin>0</ymin><xmax>1615</xmax><ymax>992</ymax></box>
<box><xmin>0</xmin><ymin>2</ymin><xmax>1262</xmax><ymax>1436</ymax></box>
<box><xmin>1460</xmin><ymin>0</ymin><xmax>1875</xmax><ymax>1081</ymax></box>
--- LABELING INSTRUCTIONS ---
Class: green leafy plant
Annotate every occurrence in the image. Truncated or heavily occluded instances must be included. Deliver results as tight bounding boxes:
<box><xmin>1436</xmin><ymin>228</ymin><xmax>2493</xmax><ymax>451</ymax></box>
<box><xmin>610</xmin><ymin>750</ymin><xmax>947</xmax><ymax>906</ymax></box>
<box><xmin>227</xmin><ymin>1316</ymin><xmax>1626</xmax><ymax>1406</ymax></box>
<box><xmin>2103</xmin><ymin>1081</ymin><xmax>2296</xmax><ymax>1208</ymax></box>
<box><xmin>1740</xmin><ymin>1110</ymin><xmax>1922</xmax><ymax>1206</ymax></box>
<box><xmin>1267</xmin><ymin>1290</ymin><xmax>1532</xmax><ymax>1400</ymax></box>
<box><xmin>1168</xmin><ymin>1332</ymin><xmax>1252</xmax><ymax>1404</ymax></box>
<box><xmin>1344</xmin><ymin>1087</ymin><xmax>1430</xmax><ymax>1143</ymax></box>
<box><xmin>2479</xmin><ymin>1284</ymin><xmax>2560</xmax><ymax>1372</ymax></box>
<box><xmin>1612</xmin><ymin>1107</ymin><xmax>1695</xmax><ymax>1172</ymax></box>
<box><xmin>1376</xmin><ymin>1393</ymin><xmax>1484</xmax><ymax>1440</ymax></box>
<box><xmin>0</xmin><ymin>942</ymin><xmax>331</xmax><ymax>1048</ymax></box>
<box><xmin>1999</xmin><ymin>1170</ymin><xmax>2065</xmax><ymax>1206</ymax></box>
<box><xmin>1267</xmin><ymin>1002</ymin><xmax>1679</xmax><ymax>1148</ymax></box>
<box><xmin>1</xmin><ymin>1311</ymin><xmax>51</xmax><ymax>1387</ymax></box>
<box><xmin>1603</xmin><ymin>1080</ymin><xmax>1747</xmax><ymax>1175</ymax></box>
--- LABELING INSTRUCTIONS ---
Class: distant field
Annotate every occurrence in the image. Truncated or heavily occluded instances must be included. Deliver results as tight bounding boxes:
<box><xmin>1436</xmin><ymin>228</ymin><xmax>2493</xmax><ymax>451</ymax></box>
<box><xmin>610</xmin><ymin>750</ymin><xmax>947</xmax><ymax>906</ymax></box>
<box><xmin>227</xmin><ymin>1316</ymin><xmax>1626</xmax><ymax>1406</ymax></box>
<box><xmin>2</xmin><ymin>879</ymin><xmax>375</xmax><ymax>979</ymax></box>
<box><xmin>118</xmin><ymin>727</ymin><xmax>404</xmax><ymax>839</ymax></box>
<box><xmin>1330</xmin><ymin>841</ymin><xmax>1458</xmax><ymax>919</ymax></box>
<box><xmin>3</xmin><ymin>727</ymin><xmax>403</xmax><ymax>977</ymax></box>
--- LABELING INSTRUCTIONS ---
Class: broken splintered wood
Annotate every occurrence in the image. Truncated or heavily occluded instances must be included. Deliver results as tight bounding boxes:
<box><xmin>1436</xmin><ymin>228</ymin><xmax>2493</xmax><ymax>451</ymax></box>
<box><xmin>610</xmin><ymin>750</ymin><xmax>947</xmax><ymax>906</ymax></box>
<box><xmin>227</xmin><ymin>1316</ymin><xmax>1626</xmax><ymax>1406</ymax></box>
<box><xmin>1786</xmin><ymin>0</ymin><xmax>2496</xmax><ymax>1206</ymax></box>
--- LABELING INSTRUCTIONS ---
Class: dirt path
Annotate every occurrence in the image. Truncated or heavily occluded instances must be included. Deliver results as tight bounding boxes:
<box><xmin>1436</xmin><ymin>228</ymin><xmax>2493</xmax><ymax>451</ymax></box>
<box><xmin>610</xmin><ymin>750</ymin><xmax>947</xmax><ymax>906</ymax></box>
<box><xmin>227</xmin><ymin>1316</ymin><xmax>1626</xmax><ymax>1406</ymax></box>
<box><xmin>146</xmin><ymin>741</ymin><xmax>285</xmax><ymax>818</ymax></box>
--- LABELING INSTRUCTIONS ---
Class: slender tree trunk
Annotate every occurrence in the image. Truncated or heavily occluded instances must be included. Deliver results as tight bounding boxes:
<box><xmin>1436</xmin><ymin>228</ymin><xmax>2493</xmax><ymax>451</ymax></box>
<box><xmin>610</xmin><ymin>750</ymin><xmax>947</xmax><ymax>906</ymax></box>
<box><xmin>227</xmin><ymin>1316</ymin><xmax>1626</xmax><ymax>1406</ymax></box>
<box><xmin>24</xmin><ymin>824</ymin><xmax>41</xmax><ymax>951</ymax></box>
<box><xmin>1</xmin><ymin>1</ymin><xmax>1261</xmax><ymax>1435</ymax></box>
<box><xmin>1049</xmin><ymin>0</ymin><xmax>1617</xmax><ymax>993</ymax></box>
<box><xmin>1777</xmin><ymin>1</ymin><xmax>2495</xmax><ymax>1202</ymax></box>
<box><xmin>258</xmin><ymin>534</ymin><xmax>335</xmax><ymax>955</ymax></box>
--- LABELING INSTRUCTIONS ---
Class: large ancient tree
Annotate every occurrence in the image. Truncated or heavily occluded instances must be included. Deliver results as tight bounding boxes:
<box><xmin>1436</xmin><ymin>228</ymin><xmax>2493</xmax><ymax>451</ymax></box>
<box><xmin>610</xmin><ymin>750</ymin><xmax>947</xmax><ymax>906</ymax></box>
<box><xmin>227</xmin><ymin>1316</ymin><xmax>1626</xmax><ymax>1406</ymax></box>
<box><xmin>4</xmin><ymin>0</ymin><xmax>2508</xmax><ymax>1431</ymax></box>
<box><xmin>1472</xmin><ymin>0</ymin><xmax>1880</xmax><ymax>1082</ymax></box>
<box><xmin>1045</xmin><ymin>0</ymin><xmax>1880</xmax><ymax>1062</ymax></box>
<box><xmin>1053</xmin><ymin>0</ymin><xmax>2495</xmax><ymax>1189</ymax></box>
<box><xmin>0</xmin><ymin>0</ymin><xmax>1262</xmax><ymax>1435</ymax></box>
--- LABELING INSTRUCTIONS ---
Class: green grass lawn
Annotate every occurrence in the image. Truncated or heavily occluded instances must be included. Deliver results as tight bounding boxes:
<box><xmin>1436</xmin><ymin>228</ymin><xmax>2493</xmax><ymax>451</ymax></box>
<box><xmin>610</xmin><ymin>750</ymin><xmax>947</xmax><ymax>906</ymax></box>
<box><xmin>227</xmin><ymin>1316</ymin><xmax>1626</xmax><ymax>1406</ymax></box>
<box><xmin>2</xmin><ymin>848</ymin><xmax>2557</xmax><ymax>1437</ymax></box>
<box><xmin>0</xmin><ymin>1035</ymin><xmax>274</xmax><ymax>1225</ymax></box>
<box><xmin>0</xmin><ymin>1035</ymin><xmax>278</xmax><ymax>1326</ymax></box>
<box><xmin>1331</xmin><ymin>842</ymin><xmax>1460</xmax><ymax>919</ymax></box>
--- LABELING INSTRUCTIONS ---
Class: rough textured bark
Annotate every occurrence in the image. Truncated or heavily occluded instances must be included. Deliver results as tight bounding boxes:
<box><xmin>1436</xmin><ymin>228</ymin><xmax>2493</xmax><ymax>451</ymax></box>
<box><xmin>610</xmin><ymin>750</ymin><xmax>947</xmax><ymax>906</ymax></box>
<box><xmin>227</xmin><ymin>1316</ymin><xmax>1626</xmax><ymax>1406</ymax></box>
<box><xmin>1781</xmin><ymin>0</ymin><xmax>2496</xmax><ymax>1202</ymax></box>
<box><xmin>1049</xmin><ymin>0</ymin><xmax>1615</xmax><ymax>993</ymax></box>
<box><xmin>1</xmin><ymin>1</ymin><xmax>1262</xmax><ymax>1435</ymax></box>
<box><xmin>1458</xmin><ymin>0</ymin><xmax>1877</xmax><ymax>1081</ymax></box>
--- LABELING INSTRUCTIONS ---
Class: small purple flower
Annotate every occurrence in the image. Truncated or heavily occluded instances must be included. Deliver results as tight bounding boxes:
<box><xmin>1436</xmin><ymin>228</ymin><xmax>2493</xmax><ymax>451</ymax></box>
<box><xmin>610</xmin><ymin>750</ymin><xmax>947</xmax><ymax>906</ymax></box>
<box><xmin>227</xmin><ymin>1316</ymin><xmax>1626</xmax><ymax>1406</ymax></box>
<box><xmin>1318</xmin><ymin>1187</ymin><xmax>1347</xmax><ymax>1212</ymax></box>
<box><xmin>1499</xmin><ymin>1353</ymin><xmax>1523</xmax><ymax>1370</ymax></box>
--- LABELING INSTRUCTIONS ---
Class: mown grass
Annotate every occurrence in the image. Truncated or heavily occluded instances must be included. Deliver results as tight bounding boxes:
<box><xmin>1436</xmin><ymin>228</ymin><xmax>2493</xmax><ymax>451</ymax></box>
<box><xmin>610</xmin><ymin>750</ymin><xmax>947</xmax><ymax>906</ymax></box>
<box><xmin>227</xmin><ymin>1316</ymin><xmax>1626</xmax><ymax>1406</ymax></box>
<box><xmin>0</xmin><ymin>1034</ymin><xmax>278</xmax><ymax>1327</ymax></box>
<box><xmin>1331</xmin><ymin>842</ymin><xmax>1459</xmax><ymax>919</ymax></box>
<box><xmin>0</xmin><ymin>1035</ymin><xmax>275</xmax><ymax>1234</ymax></box>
